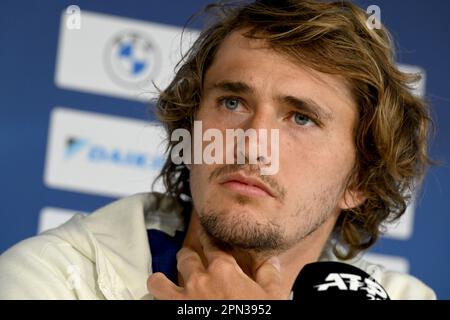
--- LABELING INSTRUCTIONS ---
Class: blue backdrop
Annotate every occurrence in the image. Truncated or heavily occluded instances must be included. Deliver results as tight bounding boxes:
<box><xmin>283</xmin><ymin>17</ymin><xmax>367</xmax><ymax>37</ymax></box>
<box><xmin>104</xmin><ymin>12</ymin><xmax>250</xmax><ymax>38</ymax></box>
<box><xmin>0</xmin><ymin>0</ymin><xmax>449</xmax><ymax>299</ymax></box>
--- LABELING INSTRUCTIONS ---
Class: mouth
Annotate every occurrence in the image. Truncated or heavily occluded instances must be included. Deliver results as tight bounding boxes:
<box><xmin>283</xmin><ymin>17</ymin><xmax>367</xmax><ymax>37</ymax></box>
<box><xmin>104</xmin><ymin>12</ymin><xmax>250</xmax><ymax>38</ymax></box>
<box><xmin>218</xmin><ymin>172</ymin><xmax>276</xmax><ymax>199</ymax></box>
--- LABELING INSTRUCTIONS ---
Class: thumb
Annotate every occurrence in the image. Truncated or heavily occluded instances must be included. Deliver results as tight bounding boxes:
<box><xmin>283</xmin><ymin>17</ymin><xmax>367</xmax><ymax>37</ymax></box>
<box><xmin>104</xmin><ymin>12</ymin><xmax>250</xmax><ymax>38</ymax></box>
<box><xmin>255</xmin><ymin>257</ymin><xmax>282</xmax><ymax>294</ymax></box>
<box><xmin>147</xmin><ymin>272</ymin><xmax>182</xmax><ymax>300</ymax></box>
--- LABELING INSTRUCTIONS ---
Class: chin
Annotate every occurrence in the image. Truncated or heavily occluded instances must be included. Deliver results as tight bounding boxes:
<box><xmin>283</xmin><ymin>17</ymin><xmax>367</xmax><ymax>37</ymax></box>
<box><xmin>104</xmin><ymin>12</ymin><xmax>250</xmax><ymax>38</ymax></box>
<box><xmin>197</xmin><ymin>186</ymin><xmax>274</xmax><ymax>222</ymax></box>
<box><xmin>211</xmin><ymin>192</ymin><xmax>252</xmax><ymax>208</ymax></box>
<box><xmin>199</xmin><ymin>207</ymin><xmax>286</xmax><ymax>253</ymax></box>
<box><xmin>202</xmin><ymin>201</ymin><xmax>267</xmax><ymax>225</ymax></box>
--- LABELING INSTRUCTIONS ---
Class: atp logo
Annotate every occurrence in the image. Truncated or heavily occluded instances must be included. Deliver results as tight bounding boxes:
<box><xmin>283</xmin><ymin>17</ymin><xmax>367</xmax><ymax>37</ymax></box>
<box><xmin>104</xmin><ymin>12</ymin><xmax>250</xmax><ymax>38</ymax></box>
<box><xmin>315</xmin><ymin>273</ymin><xmax>388</xmax><ymax>300</ymax></box>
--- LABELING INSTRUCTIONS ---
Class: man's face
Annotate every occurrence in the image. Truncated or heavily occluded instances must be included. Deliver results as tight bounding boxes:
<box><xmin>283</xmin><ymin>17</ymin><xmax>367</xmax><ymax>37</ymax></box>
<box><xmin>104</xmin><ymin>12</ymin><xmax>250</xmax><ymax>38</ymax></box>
<box><xmin>189</xmin><ymin>30</ymin><xmax>360</xmax><ymax>254</ymax></box>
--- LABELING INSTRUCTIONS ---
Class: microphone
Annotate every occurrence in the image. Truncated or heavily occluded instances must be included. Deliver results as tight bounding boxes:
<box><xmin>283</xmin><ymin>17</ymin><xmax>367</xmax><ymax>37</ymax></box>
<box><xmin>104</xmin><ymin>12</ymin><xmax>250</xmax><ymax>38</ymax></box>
<box><xmin>291</xmin><ymin>261</ymin><xmax>390</xmax><ymax>300</ymax></box>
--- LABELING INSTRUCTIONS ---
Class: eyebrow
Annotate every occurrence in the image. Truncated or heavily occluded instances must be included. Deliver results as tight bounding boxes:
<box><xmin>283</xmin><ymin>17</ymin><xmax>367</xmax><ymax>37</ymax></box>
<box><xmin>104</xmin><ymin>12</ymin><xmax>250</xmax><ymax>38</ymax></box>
<box><xmin>277</xmin><ymin>95</ymin><xmax>333</xmax><ymax>122</ymax></box>
<box><xmin>208</xmin><ymin>80</ymin><xmax>333</xmax><ymax>122</ymax></box>
<box><xmin>210</xmin><ymin>80</ymin><xmax>253</xmax><ymax>94</ymax></box>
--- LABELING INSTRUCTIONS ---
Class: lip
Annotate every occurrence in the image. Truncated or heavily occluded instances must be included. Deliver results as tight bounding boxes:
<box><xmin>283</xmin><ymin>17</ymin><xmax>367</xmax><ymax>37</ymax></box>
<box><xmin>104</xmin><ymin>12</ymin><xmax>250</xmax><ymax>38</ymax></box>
<box><xmin>218</xmin><ymin>173</ymin><xmax>276</xmax><ymax>198</ymax></box>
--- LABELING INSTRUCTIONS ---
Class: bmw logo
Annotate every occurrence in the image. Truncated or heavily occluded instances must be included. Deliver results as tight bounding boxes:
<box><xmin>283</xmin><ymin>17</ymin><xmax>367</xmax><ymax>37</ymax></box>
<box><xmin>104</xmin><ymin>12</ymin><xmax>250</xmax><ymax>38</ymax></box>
<box><xmin>104</xmin><ymin>31</ymin><xmax>160</xmax><ymax>88</ymax></box>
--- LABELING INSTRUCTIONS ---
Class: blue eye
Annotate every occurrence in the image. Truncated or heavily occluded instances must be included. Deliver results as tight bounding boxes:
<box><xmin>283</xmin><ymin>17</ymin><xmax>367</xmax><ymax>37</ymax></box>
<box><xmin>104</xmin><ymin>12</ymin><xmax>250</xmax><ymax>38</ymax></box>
<box><xmin>293</xmin><ymin>113</ymin><xmax>312</xmax><ymax>126</ymax></box>
<box><xmin>222</xmin><ymin>98</ymin><xmax>240</xmax><ymax>110</ymax></box>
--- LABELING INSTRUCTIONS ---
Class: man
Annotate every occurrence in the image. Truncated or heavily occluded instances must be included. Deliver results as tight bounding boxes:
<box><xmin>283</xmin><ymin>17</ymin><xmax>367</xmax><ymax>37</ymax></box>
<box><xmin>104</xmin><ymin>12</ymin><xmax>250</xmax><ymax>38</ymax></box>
<box><xmin>0</xmin><ymin>0</ymin><xmax>436</xmax><ymax>299</ymax></box>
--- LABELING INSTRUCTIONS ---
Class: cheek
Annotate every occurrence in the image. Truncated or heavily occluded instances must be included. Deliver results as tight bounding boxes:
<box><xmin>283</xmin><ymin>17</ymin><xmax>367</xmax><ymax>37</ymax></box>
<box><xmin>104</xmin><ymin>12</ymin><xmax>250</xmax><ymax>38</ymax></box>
<box><xmin>189</xmin><ymin>165</ymin><xmax>212</xmax><ymax>214</ymax></box>
<box><xmin>189</xmin><ymin>164</ymin><xmax>208</xmax><ymax>190</ymax></box>
<box><xmin>279</xmin><ymin>137</ymin><xmax>354</xmax><ymax>194</ymax></box>
<box><xmin>279</xmin><ymin>138</ymin><xmax>318</xmax><ymax>178</ymax></box>
<box><xmin>189</xmin><ymin>163</ymin><xmax>220</xmax><ymax>202</ymax></box>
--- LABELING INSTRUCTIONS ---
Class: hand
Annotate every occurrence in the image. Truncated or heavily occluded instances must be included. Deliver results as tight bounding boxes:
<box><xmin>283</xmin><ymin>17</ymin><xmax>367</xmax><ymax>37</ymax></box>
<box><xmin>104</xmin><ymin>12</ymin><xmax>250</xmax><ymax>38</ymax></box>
<box><xmin>147</xmin><ymin>232</ymin><xmax>286</xmax><ymax>299</ymax></box>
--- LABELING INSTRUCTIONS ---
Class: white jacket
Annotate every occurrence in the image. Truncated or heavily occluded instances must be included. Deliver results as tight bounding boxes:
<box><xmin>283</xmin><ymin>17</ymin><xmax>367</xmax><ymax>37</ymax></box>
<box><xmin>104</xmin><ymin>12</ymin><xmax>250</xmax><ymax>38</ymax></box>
<box><xmin>0</xmin><ymin>193</ymin><xmax>436</xmax><ymax>300</ymax></box>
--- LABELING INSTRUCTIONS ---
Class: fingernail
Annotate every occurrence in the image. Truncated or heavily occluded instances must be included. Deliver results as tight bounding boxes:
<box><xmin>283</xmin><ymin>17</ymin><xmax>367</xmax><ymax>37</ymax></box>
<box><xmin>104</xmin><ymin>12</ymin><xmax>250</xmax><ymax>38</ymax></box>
<box><xmin>269</xmin><ymin>257</ymin><xmax>281</xmax><ymax>272</ymax></box>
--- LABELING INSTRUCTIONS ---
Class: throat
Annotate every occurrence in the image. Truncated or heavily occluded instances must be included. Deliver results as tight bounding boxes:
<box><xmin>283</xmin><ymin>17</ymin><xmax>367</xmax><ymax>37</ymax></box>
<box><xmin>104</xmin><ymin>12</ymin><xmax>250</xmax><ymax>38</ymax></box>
<box><xmin>228</xmin><ymin>248</ymin><xmax>274</xmax><ymax>277</ymax></box>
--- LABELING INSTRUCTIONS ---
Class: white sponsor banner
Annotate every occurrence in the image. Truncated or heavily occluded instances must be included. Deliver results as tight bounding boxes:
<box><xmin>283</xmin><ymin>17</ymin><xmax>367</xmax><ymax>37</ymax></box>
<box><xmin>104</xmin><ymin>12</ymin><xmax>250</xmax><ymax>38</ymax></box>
<box><xmin>363</xmin><ymin>252</ymin><xmax>410</xmax><ymax>274</ymax></box>
<box><xmin>398</xmin><ymin>64</ymin><xmax>426</xmax><ymax>98</ymax></box>
<box><xmin>38</xmin><ymin>207</ymin><xmax>83</xmax><ymax>234</ymax></box>
<box><xmin>383</xmin><ymin>200</ymin><xmax>415</xmax><ymax>240</ymax></box>
<box><xmin>44</xmin><ymin>107</ymin><xmax>167</xmax><ymax>197</ymax></box>
<box><xmin>55</xmin><ymin>10</ymin><xmax>199</xmax><ymax>101</ymax></box>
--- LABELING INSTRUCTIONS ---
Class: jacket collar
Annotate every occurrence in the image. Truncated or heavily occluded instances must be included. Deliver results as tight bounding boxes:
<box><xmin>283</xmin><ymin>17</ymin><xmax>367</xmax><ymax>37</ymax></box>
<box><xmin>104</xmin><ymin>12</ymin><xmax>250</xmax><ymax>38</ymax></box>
<box><xmin>47</xmin><ymin>193</ymin><xmax>185</xmax><ymax>300</ymax></box>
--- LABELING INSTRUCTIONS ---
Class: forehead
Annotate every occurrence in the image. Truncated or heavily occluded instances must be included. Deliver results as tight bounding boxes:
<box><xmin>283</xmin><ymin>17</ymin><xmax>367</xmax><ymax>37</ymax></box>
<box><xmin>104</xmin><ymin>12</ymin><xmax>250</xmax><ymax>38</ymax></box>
<box><xmin>203</xmin><ymin>30</ymin><xmax>356</xmax><ymax>117</ymax></box>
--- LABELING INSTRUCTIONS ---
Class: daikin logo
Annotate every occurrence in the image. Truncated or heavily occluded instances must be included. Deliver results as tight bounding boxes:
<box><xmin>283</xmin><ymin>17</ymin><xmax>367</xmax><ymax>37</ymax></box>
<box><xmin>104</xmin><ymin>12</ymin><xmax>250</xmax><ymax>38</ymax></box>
<box><xmin>64</xmin><ymin>137</ymin><xmax>88</xmax><ymax>159</ymax></box>
<box><xmin>63</xmin><ymin>136</ymin><xmax>164</xmax><ymax>170</ymax></box>
<box><xmin>45</xmin><ymin>107</ymin><xmax>167</xmax><ymax>197</ymax></box>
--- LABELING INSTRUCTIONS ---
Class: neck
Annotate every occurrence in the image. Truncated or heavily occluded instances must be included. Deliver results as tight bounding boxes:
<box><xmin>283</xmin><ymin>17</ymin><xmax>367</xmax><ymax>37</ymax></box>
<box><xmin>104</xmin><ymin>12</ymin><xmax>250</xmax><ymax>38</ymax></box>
<box><xmin>181</xmin><ymin>209</ymin><xmax>336</xmax><ymax>296</ymax></box>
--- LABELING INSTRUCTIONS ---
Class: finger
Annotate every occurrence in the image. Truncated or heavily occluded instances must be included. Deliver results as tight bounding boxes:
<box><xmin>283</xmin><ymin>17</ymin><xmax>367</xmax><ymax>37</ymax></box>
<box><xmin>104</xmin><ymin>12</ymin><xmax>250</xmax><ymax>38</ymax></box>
<box><xmin>198</xmin><ymin>230</ymin><xmax>236</xmax><ymax>265</ymax></box>
<box><xmin>255</xmin><ymin>257</ymin><xmax>282</xmax><ymax>294</ymax></box>
<box><xmin>177</xmin><ymin>247</ymin><xmax>205</xmax><ymax>282</ymax></box>
<box><xmin>147</xmin><ymin>272</ymin><xmax>183</xmax><ymax>300</ymax></box>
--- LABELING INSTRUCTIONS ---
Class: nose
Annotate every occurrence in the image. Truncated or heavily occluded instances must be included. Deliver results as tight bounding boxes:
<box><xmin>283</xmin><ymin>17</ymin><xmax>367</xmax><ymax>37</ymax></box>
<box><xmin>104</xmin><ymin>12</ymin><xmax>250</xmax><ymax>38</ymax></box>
<box><xmin>236</xmin><ymin>108</ymin><xmax>277</xmax><ymax>166</ymax></box>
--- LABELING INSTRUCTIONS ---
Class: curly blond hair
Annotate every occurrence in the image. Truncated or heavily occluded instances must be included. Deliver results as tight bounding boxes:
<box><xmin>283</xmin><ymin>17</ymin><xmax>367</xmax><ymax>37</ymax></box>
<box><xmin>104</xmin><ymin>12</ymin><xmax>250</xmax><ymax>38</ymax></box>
<box><xmin>154</xmin><ymin>0</ymin><xmax>433</xmax><ymax>259</ymax></box>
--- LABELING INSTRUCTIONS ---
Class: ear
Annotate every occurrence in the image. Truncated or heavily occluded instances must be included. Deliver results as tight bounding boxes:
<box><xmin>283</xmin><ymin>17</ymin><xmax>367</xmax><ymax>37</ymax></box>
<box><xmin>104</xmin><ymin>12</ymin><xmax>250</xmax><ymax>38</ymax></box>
<box><xmin>338</xmin><ymin>188</ymin><xmax>366</xmax><ymax>210</ymax></box>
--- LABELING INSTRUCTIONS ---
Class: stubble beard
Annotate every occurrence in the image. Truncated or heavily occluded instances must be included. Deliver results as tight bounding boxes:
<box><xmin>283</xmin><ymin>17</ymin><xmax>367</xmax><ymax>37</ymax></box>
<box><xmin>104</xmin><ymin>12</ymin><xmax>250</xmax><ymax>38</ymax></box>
<box><xmin>198</xmin><ymin>194</ymin><xmax>335</xmax><ymax>256</ymax></box>
<box><xmin>200</xmin><ymin>209</ymin><xmax>286</xmax><ymax>254</ymax></box>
